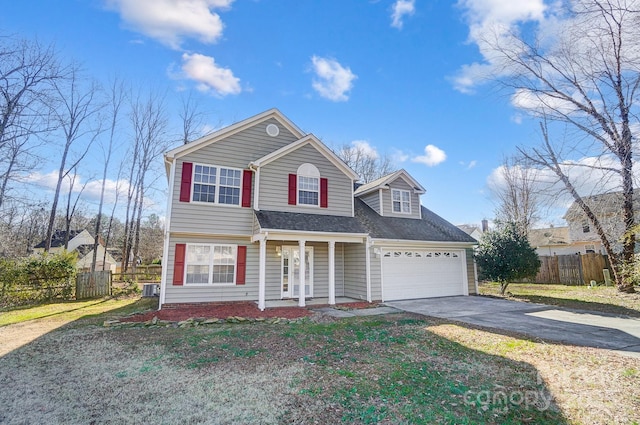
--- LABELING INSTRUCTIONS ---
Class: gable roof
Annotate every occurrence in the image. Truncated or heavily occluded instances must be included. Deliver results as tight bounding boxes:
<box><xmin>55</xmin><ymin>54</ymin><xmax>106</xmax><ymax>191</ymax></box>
<box><xmin>34</xmin><ymin>229</ymin><xmax>87</xmax><ymax>249</ymax></box>
<box><xmin>355</xmin><ymin>198</ymin><xmax>476</xmax><ymax>243</ymax></box>
<box><xmin>164</xmin><ymin>108</ymin><xmax>305</xmax><ymax>162</ymax></box>
<box><xmin>250</xmin><ymin>134</ymin><xmax>359</xmax><ymax>180</ymax></box>
<box><xmin>354</xmin><ymin>169</ymin><xmax>426</xmax><ymax>196</ymax></box>
<box><xmin>564</xmin><ymin>191</ymin><xmax>640</xmax><ymax>220</ymax></box>
<box><xmin>528</xmin><ymin>227</ymin><xmax>570</xmax><ymax>248</ymax></box>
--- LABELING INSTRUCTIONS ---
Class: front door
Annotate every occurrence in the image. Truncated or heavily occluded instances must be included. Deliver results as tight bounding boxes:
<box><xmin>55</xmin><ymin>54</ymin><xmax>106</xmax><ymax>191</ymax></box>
<box><xmin>281</xmin><ymin>246</ymin><xmax>313</xmax><ymax>298</ymax></box>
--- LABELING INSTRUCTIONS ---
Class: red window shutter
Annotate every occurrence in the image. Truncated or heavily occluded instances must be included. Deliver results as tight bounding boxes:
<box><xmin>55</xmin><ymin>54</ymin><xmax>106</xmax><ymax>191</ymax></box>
<box><xmin>179</xmin><ymin>162</ymin><xmax>193</xmax><ymax>202</ymax></box>
<box><xmin>241</xmin><ymin>170</ymin><xmax>252</xmax><ymax>208</ymax></box>
<box><xmin>288</xmin><ymin>174</ymin><xmax>297</xmax><ymax>205</ymax></box>
<box><xmin>173</xmin><ymin>244</ymin><xmax>186</xmax><ymax>285</ymax></box>
<box><xmin>236</xmin><ymin>246</ymin><xmax>247</xmax><ymax>285</ymax></box>
<box><xmin>320</xmin><ymin>178</ymin><xmax>328</xmax><ymax>208</ymax></box>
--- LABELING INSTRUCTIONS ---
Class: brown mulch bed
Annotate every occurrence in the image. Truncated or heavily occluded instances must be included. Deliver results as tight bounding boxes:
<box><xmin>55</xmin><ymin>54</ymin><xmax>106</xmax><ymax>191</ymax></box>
<box><xmin>120</xmin><ymin>300</ymin><xmax>380</xmax><ymax>323</ymax></box>
<box><xmin>121</xmin><ymin>302</ymin><xmax>313</xmax><ymax>322</ymax></box>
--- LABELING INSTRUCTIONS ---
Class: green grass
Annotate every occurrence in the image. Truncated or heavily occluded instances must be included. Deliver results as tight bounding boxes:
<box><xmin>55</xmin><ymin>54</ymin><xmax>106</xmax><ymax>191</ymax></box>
<box><xmin>0</xmin><ymin>296</ymin><xmax>157</xmax><ymax>327</ymax></box>
<box><xmin>479</xmin><ymin>282</ymin><xmax>640</xmax><ymax>317</ymax></box>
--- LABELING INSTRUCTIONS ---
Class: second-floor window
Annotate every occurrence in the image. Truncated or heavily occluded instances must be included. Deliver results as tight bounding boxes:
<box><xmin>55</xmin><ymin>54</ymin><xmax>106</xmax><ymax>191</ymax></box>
<box><xmin>297</xmin><ymin>163</ymin><xmax>320</xmax><ymax>206</ymax></box>
<box><xmin>582</xmin><ymin>220</ymin><xmax>590</xmax><ymax>233</ymax></box>
<box><xmin>392</xmin><ymin>189</ymin><xmax>411</xmax><ymax>214</ymax></box>
<box><xmin>192</xmin><ymin>164</ymin><xmax>241</xmax><ymax>205</ymax></box>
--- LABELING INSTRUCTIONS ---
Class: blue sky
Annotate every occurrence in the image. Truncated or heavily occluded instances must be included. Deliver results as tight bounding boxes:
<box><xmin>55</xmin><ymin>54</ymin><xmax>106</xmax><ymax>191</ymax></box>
<box><xmin>2</xmin><ymin>0</ymin><xmax>553</xmax><ymax>227</ymax></box>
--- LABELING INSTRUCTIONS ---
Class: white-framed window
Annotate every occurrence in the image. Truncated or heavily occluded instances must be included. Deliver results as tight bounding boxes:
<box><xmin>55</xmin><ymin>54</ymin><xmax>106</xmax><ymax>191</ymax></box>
<box><xmin>192</xmin><ymin>164</ymin><xmax>242</xmax><ymax>206</ymax></box>
<box><xmin>581</xmin><ymin>220</ymin><xmax>590</xmax><ymax>233</ymax></box>
<box><xmin>297</xmin><ymin>163</ymin><xmax>320</xmax><ymax>206</ymax></box>
<box><xmin>392</xmin><ymin>189</ymin><xmax>411</xmax><ymax>214</ymax></box>
<box><xmin>185</xmin><ymin>243</ymin><xmax>237</xmax><ymax>285</ymax></box>
<box><xmin>585</xmin><ymin>244</ymin><xmax>596</xmax><ymax>253</ymax></box>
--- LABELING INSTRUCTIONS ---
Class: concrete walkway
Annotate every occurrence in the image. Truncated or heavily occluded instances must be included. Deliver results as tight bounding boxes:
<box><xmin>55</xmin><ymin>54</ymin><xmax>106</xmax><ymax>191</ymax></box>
<box><xmin>385</xmin><ymin>296</ymin><xmax>640</xmax><ymax>357</ymax></box>
<box><xmin>313</xmin><ymin>306</ymin><xmax>401</xmax><ymax>318</ymax></box>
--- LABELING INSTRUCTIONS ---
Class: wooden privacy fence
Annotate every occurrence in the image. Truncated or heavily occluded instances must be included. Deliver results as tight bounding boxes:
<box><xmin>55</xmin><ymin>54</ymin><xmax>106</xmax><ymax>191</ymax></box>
<box><xmin>112</xmin><ymin>264</ymin><xmax>161</xmax><ymax>283</ymax></box>
<box><xmin>533</xmin><ymin>253</ymin><xmax>610</xmax><ymax>285</ymax></box>
<box><xmin>76</xmin><ymin>271</ymin><xmax>112</xmax><ymax>299</ymax></box>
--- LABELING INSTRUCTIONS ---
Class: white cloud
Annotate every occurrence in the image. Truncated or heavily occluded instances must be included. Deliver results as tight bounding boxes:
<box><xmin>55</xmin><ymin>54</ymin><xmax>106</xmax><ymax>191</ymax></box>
<box><xmin>351</xmin><ymin>140</ymin><xmax>379</xmax><ymax>159</ymax></box>
<box><xmin>412</xmin><ymin>144</ymin><xmax>447</xmax><ymax>166</ymax></box>
<box><xmin>24</xmin><ymin>171</ymin><xmax>131</xmax><ymax>205</ymax></box>
<box><xmin>392</xmin><ymin>149</ymin><xmax>409</xmax><ymax>163</ymax></box>
<box><xmin>453</xmin><ymin>0</ymin><xmax>547</xmax><ymax>93</ymax></box>
<box><xmin>510</xmin><ymin>88</ymin><xmax>578</xmax><ymax>116</ymax></box>
<box><xmin>310</xmin><ymin>56</ymin><xmax>357</xmax><ymax>102</ymax></box>
<box><xmin>467</xmin><ymin>160</ymin><xmax>478</xmax><ymax>169</ymax></box>
<box><xmin>181</xmin><ymin>53</ymin><xmax>241</xmax><ymax>96</ymax></box>
<box><xmin>105</xmin><ymin>0</ymin><xmax>233</xmax><ymax>49</ymax></box>
<box><xmin>391</xmin><ymin>0</ymin><xmax>415</xmax><ymax>29</ymax></box>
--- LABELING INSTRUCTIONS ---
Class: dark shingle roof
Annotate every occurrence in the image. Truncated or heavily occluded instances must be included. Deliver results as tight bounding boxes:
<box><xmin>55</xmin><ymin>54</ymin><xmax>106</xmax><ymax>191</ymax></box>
<box><xmin>254</xmin><ymin>210</ymin><xmax>367</xmax><ymax>234</ymax></box>
<box><xmin>254</xmin><ymin>200</ymin><xmax>477</xmax><ymax>244</ymax></box>
<box><xmin>34</xmin><ymin>229</ymin><xmax>84</xmax><ymax>249</ymax></box>
<box><xmin>354</xmin><ymin>198</ymin><xmax>477</xmax><ymax>243</ymax></box>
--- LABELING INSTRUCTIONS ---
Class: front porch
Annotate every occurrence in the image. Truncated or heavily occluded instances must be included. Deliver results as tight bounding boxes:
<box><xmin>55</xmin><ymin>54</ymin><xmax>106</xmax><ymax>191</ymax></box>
<box><xmin>263</xmin><ymin>296</ymin><xmax>363</xmax><ymax>308</ymax></box>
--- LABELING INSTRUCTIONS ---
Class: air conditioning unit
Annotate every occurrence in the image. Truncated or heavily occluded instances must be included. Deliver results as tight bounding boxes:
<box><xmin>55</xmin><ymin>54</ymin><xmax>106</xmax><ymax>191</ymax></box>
<box><xmin>142</xmin><ymin>284</ymin><xmax>159</xmax><ymax>297</ymax></box>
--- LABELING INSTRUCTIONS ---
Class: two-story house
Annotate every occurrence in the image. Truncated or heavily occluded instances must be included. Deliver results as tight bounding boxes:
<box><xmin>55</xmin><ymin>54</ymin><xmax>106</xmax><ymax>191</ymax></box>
<box><xmin>33</xmin><ymin>229</ymin><xmax>117</xmax><ymax>272</ymax></box>
<box><xmin>159</xmin><ymin>109</ymin><xmax>477</xmax><ymax>310</ymax></box>
<box><xmin>564</xmin><ymin>192</ymin><xmax>640</xmax><ymax>254</ymax></box>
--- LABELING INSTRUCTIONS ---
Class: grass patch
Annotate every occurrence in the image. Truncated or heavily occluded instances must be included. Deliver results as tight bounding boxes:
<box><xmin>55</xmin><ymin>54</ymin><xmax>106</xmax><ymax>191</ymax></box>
<box><xmin>1</xmin><ymin>308</ymin><xmax>638</xmax><ymax>424</ymax></box>
<box><xmin>480</xmin><ymin>282</ymin><xmax>640</xmax><ymax>317</ymax></box>
<box><xmin>0</xmin><ymin>296</ymin><xmax>157</xmax><ymax>327</ymax></box>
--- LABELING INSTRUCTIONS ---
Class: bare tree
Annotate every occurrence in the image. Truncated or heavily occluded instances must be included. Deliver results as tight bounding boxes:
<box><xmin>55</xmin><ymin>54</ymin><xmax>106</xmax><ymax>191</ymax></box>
<box><xmin>0</xmin><ymin>35</ymin><xmax>64</xmax><ymax>207</ymax></box>
<box><xmin>62</xmin><ymin>169</ymin><xmax>89</xmax><ymax>249</ymax></box>
<box><xmin>90</xmin><ymin>78</ymin><xmax>126</xmax><ymax>273</ymax></box>
<box><xmin>488</xmin><ymin>156</ymin><xmax>543</xmax><ymax>236</ymax></box>
<box><xmin>335</xmin><ymin>142</ymin><xmax>395</xmax><ymax>183</ymax></box>
<box><xmin>122</xmin><ymin>90</ymin><xmax>169</xmax><ymax>271</ymax></box>
<box><xmin>179</xmin><ymin>91</ymin><xmax>208</xmax><ymax>144</ymax></box>
<box><xmin>479</xmin><ymin>0</ymin><xmax>639</xmax><ymax>291</ymax></box>
<box><xmin>43</xmin><ymin>67</ymin><xmax>103</xmax><ymax>252</ymax></box>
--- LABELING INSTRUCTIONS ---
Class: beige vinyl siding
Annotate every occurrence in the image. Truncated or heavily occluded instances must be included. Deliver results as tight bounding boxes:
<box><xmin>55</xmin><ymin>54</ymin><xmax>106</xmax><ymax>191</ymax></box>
<box><xmin>465</xmin><ymin>248</ymin><xmax>477</xmax><ymax>294</ymax></box>
<box><xmin>369</xmin><ymin>248</ymin><xmax>382</xmax><ymax>301</ymax></box>
<box><xmin>164</xmin><ymin>235</ymin><xmax>256</xmax><ymax>304</ymax></box>
<box><xmin>343</xmin><ymin>243</ymin><xmax>368</xmax><ymax>300</ymax></box>
<box><xmin>382</xmin><ymin>178</ymin><xmax>421</xmax><ymax>219</ymax></box>
<box><xmin>264</xmin><ymin>242</ymin><xmax>346</xmax><ymax>300</ymax></box>
<box><xmin>170</xmin><ymin>118</ymin><xmax>297</xmax><ymax>235</ymax></box>
<box><xmin>259</xmin><ymin>143</ymin><xmax>353</xmax><ymax>216</ymax></box>
<box><xmin>359</xmin><ymin>191</ymin><xmax>381</xmax><ymax>215</ymax></box>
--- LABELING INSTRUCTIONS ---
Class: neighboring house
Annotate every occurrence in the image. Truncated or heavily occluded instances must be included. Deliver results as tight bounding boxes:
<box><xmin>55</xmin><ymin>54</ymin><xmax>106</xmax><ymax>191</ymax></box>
<box><xmin>457</xmin><ymin>219</ymin><xmax>488</xmax><ymax>242</ymax></box>
<box><xmin>564</xmin><ymin>191</ymin><xmax>637</xmax><ymax>254</ymax></box>
<box><xmin>528</xmin><ymin>226</ymin><xmax>582</xmax><ymax>256</ymax></box>
<box><xmin>160</xmin><ymin>109</ymin><xmax>477</xmax><ymax>310</ymax></box>
<box><xmin>33</xmin><ymin>229</ymin><xmax>117</xmax><ymax>272</ymax></box>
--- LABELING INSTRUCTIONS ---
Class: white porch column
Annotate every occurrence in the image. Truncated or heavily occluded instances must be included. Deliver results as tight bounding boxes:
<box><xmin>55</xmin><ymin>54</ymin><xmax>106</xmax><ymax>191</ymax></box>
<box><xmin>365</xmin><ymin>238</ymin><xmax>372</xmax><ymax>302</ymax></box>
<box><xmin>258</xmin><ymin>237</ymin><xmax>266</xmax><ymax>311</ymax></box>
<box><xmin>328</xmin><ymin>240</ymin><xmax>336</xmax><ymax>305</ymax></box>
<box><xmin>298</xmin><ymin>239</ymin><xmax>306</xmax><ymax>307</ymax></box>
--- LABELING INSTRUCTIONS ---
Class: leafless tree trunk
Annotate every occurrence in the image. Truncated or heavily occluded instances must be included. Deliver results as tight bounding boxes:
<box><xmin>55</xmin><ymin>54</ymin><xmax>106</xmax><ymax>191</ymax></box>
<box><xmin>0</xmin><ymin>35</ymin><xmax>64</xmax><ymax>208</ymax></box>
<box><xmin>91</xmin><ymin>78</ymin><xmax>126</xmax><ymax>273</ymax></box>
<box><xmin>44</xmin><ymin>67</ymin><xmax>103</xmax><ymax>252</ymax></box>
<box><xmin>62</xmin><ymin>169</ymin><xmax>89</xmax><ymax>249</ymax></box>
<box><xmin>479</xmin><ymin>0</ymin><xmax>639</xmax><ymax>292</ymax></box>
<box><xmin>122</xmin><ymin>90</ymin><xmax>169</xmax><ymax>271</ymax></box>
<box><xmin>489</xmin><ymin>155</ymin><xmax>543</xmax><ymax>236</ymax></box>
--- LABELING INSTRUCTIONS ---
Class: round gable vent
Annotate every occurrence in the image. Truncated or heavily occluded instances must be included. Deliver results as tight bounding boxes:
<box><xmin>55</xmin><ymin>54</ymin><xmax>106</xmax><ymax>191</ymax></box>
<box><xmin>266</xmin><ymin>123</ymin><xmax>280</xmax><ymax>137</ymax></box>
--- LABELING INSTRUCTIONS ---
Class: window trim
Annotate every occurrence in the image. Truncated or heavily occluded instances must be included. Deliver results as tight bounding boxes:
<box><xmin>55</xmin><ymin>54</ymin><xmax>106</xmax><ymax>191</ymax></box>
<box><xmin>190</xmin><ymin>163</ymin><xmax>243</xmax><ymax>207</ymax></box>
<box><xmin>184</xmin><ymin>243</ymin><xmax>237</xmax><ymax>286</ymax></box>
<box><xmin>297</xmin><ymin>175</ymin><xmax>320</xmax><ymax>207</ymax></box>
<box><xmin>391</xmin><ymin>189</ymin><xmax>411</xmax><ymax>214</ymax></box>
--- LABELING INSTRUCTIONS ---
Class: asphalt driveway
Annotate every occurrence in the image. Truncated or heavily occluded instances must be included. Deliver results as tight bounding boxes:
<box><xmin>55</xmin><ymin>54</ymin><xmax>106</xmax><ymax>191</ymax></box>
<box><xmin>385</xmin><ymin>296</ymin><xmax>640</xmax><ymax>357</ymax></box>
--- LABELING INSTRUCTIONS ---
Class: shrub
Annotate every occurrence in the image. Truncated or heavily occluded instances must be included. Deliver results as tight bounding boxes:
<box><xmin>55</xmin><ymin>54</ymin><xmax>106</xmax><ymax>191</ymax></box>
<box><xmin>0</xmin><ymin>251</ymin><xmax>78</xmax><ymax>308</ymax></box>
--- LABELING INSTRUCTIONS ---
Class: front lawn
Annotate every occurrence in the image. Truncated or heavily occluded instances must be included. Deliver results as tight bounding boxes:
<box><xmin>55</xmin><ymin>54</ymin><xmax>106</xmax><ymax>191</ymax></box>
<box><xmin>479</xmin><ymin>282</ymin><xmax>640</xmax><ymax>317</ymax></box>
<box><xmin>0</xmin><ymin>302</ymin><xmax>638</xmax><ymax>424</ymax></box>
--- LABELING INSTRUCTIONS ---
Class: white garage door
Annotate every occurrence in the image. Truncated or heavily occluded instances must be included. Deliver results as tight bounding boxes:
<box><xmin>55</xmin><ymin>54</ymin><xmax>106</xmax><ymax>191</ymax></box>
<box><xmin>382</xmin><ymin>249</ymin><xmax>466</xmax><ymax>301</ymax></box>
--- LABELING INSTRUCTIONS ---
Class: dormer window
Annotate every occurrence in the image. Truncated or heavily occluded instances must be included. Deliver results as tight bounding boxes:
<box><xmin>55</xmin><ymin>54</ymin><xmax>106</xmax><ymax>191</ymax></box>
<box><xmin>297</xmin><ymin>163</ymin><xmax>320</xmax><ymax>206</ymax></box>
<box><xmin>392</xmin><ymin>189</ymin><xmax>411</xmax><ymax>214</ymax></box>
